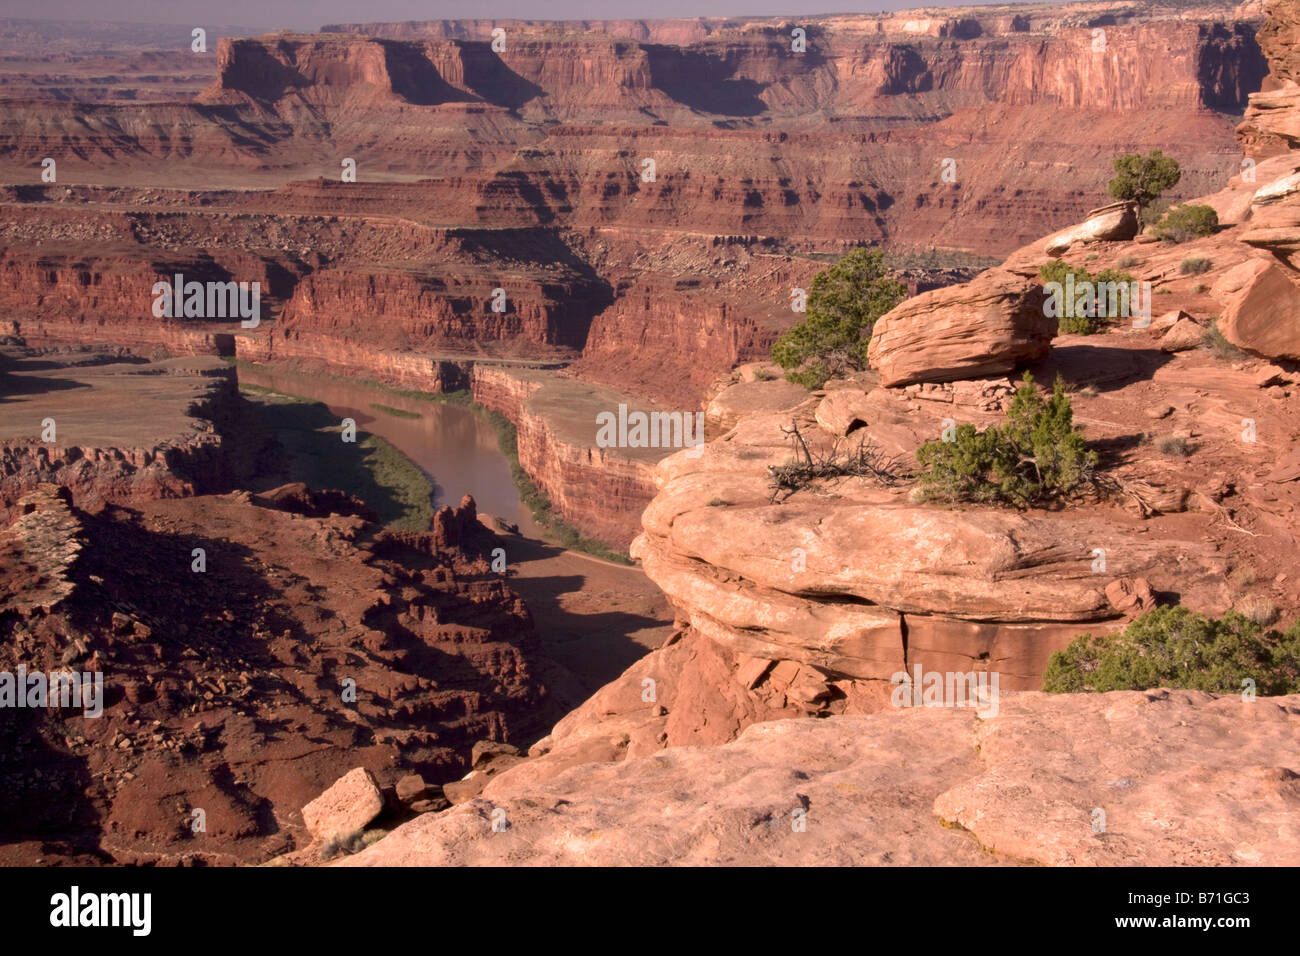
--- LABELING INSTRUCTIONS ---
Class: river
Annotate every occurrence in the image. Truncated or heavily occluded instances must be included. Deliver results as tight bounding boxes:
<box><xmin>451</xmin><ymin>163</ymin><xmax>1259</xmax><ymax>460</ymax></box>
<box><xmin>235</xmin><ymin>363</ymin><xmax>673</xmax><ymax>697</ymax></box>
<box><xmin>238</xmin><ymin>364</ymin><xmax>543</xmax><ymax>535</ymax></box>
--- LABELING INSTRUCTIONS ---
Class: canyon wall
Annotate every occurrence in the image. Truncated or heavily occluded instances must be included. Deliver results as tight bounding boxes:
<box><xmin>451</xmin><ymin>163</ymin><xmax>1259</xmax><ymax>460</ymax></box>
<box><xmin>1240</xmin><ymin>0</ymin><xmax>1300</xmax><ymax>150</ymax></box>
<box><xmin>468</xmin><ymin>366</ymin><xmax>661</xmax><ymax>548</ymax></box>
<box><xmin>0</xmin><ymin>1</ymin><xmax>1277</xmax><ymax>550</ymax></box>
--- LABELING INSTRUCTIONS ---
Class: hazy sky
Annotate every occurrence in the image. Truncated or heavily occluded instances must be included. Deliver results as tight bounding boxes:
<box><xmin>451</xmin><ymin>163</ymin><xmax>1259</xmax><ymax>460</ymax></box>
<box><xmin>1</xmin><ymin>0</ymin><xmax>1053</xmax><ymax>32</ymax></box>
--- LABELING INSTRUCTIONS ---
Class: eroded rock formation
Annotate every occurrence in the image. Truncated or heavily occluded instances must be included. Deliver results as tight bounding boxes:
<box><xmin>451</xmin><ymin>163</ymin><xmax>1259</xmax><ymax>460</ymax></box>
<box><xmin>0</xmin><ymin>1</ymin><xmax>1273</xmax><ymax>549</ymax></box>
<box><xmin>0</xmin><ymin>476</ymin><xmax>565</xmax><ymax>865</ymax></box>
<box><xmin>345</xmin><ymin>690</ymin><xmax>1300</xmax><ymax>866</ymax></box>
<box><xmin>0</xmin><ymin>348</ymin><xmax>569</xmax><ymax>864</ymax></box>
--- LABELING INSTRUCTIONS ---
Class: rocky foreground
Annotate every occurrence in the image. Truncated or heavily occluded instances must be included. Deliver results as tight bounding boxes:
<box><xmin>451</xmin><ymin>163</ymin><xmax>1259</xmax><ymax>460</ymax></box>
<box><xmin>344</xmin><ymin>691</ymin><xmax>1300</xmax><ymax>866</ymax></box>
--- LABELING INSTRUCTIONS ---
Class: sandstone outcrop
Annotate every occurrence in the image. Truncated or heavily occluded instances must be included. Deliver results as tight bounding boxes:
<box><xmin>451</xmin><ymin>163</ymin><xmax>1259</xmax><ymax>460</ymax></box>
<box><xmin>1044</xmin><ymin>201</ymin><xmax>1140</xmax><ymax>255</ymax></box>
<box><xmin>625</xmin><ymin>376</ymin><xmax>1239</xmax><ymax>705</ymax></box>
<box><xmin>1217</xmin><ymin>258</ymin><xmax>1300</xmax><ymax>358</ymax></box>
<box><xmin>345</xmin><ymin>690</ymin><xmax>1300</xmax><ymax>866</ymax></box>
<box><xmin>1198</xmin><ymin>13</ymin><xmax>1300</xmax><ymax>362</ymax></box>
<box><xmin>1240</xmin><ymin>0</ymin><xmax>1300</xmax><ymax>152</ymax></box>
<box><xmin>866</xmin><ymin>269</ymin><xmax>1053</xmax><ymax>386</ymax></box>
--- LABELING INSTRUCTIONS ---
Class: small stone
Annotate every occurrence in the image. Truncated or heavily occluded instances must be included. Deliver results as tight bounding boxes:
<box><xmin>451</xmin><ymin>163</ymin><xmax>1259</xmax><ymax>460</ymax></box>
<box><xmin>471</xmin><ymin>740</ymin><xmax>522</xmax><ymax>770</ymax></box>
<box><xmin>1151</xmin><ymin>309</ymin><xmax>1188</xmax><ymax>331</ymax></box>
<box><xmin>1105</xmin><ymin>577</ymin><xmax>1155</xmax><ymax>618</ymax></box>
<box><xmin>395</xmin><ymin>773</ymin><xmax>428</xmax><ymax>803</ymax></box>
<box><xmin>442</xmin><ymin>774</ymin><xmax>488</xmax><ymax>806</ymax></box>
<box><xmin>1255</xmin><ymin>363</ymin><xmax>1290</xmax><ymax>388</ymax></box>
<box><xmin>301</xmin><ymin>767</ymin><xmax>384</xmax><ymax>841</ymax></box>
<box><xmin>408</xmin><ymin>796</ymin><xmax>450</xmax><ymax>814</ymax></box>
<box><xmin>1161</xmin><ymin>318</ymin><xmax>1204</xmax><ymax>352</ymax></box>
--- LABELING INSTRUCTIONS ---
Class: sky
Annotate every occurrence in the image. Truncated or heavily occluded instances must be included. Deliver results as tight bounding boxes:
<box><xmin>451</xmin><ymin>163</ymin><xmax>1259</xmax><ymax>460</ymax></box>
<box><xmin>0</xmin><ymin>0</ymin><xmax>1056</xmax><ymax>32</ymax></box>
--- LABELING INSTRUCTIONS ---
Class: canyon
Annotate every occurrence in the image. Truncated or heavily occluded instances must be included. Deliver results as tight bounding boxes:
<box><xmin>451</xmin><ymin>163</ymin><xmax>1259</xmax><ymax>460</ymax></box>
<box><xmin>0</xmin><ymin>1</ymin><xmax>1274</xmax><ymax>545</ymax></box>
<box><xmin>0</xmin><ymin>0</ymin><xmax>1298</xmax><ymax>867</ymax></box>
<box><xmin>340</xmin><ymin>0</ymin><xmax>1300</xmax><ymax>866</ymax></box>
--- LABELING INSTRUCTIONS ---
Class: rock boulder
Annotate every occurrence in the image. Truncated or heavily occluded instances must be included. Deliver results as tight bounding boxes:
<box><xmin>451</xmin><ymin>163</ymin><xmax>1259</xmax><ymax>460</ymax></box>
<box><xmin>1043</xmin><ymin>201</ymin><xmax>1140</xmax><ymax>255</ymax></box>
<box><xmin>867</xmin><ymin>269</ymin><xmax>1053</xmax><ymax>387</ymax></box>
<box><xmin>301</xmin><ymin>768</ymin><xmax>385</xmax><ymax>841</ymax></box>
<box><xmin>1218</xmin><ymin>259</ymin><xmax>1300</xmax><ymax>360</ymax></box>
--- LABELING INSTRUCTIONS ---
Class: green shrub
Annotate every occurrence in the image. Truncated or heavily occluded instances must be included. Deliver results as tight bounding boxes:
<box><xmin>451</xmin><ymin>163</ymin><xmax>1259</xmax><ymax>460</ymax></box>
<box><xmin>784</xmin><ymin>364</ymin><xmax>830</xmax><ymax>390</ymax></box>
<box><xmin>915</xmin><ymin>371</ymin><xmax>1098</xmax><ymax>507</ymax></box>
<box><xmin>1108</xmin><ymin>150</ymin><xmax>1181</xmax><ymax>227</ymax></box>
<box><xmin>1058</xmin><ymin>313</ymin><xmax>1099</xmax><ymax>336</ymax></box>
<box><xmin>1043</xmin><ymin>605</ymin><xmax>1300</xmax><ymax>694</ymax></box>
<box><xmin>1156</xmin><ymin>204</ymin><xmax>1219</xmax><ymax>242</ymax></box>
<box><xmin>1143</xmin><ymin>196</ymin><xmax>1173</xmax><ymax>227</ymax></box>
<box><xmin>1039</xmin><ymin>261</ymin><xmax>1137</xmax><ymax>335</ymax></box>
<box><xmin>1179</xmin><ymin>256</ymin><xmax>1212</xmax><ymax>275</ymax></box>
<box><xmin>772</xmin><ymin>248</ymin><xmax>907</xmax><ymax>389</ymax></box>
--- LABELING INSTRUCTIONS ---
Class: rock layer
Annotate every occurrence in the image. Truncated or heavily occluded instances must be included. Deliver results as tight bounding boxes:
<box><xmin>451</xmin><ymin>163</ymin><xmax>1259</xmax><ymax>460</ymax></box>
<box><xmin>345</xmin><ymin>690</ymin><xmax>1300</xmax><ymax>866</ymax></box>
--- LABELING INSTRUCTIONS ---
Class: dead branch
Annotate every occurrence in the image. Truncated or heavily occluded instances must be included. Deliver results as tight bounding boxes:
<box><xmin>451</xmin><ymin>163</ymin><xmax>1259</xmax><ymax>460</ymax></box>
<box><xmin>768</xmin><ymin>421</ymin><xmax>908</xmax><ymax>503</ymax></box>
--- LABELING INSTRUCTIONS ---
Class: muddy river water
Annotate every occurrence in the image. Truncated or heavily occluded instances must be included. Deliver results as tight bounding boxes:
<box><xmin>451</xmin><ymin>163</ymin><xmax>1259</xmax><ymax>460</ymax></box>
<box><xmin>236</xmin><ymin>364</ymin><xmax>672</xmax><ymax>696</ymax></box>
<box><xmin>238</xmin><ymin>364</ymin><xmax>543</xmax><ymax>535</ymax></box>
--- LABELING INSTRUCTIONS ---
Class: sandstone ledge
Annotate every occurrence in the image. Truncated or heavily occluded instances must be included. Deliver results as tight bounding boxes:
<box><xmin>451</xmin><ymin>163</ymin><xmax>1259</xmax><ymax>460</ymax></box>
<box><xmin>344</xmin><ymin>690</ymin><xmax>1300</xmax><ymax>866</ymax></box>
